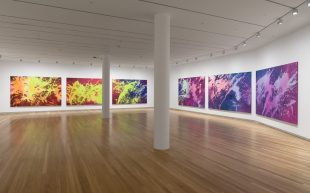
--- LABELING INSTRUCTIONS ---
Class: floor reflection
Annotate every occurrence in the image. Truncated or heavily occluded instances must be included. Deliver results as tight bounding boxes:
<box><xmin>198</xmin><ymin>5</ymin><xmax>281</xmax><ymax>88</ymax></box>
<box><xmin>176</xmin><ymin>115</ymin><xmax>206</xmax><ymax>140</ymax></box>
<box><xmin>0</xmin><ymin>109</ymin><xmax>309</xmax><ymax>193</ymax></box>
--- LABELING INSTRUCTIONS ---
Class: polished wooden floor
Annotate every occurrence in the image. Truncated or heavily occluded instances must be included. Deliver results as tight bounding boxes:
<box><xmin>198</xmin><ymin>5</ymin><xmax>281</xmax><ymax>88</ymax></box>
<box><xmin>0</xmin><ymin>109</ymin><xmax>310</xmax><ymax>193</ymax></box>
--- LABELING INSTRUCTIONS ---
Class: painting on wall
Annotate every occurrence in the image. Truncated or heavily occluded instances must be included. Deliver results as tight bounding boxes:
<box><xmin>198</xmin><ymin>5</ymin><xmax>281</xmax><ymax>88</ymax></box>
<box><xmin>256</xmin><ymin>62</ymin><xmax>298</xmax><ymax>125</ymax></box>
<box><xmin>178</xmin><ymin>76</ymin><xmax>205</xmax><ymax>108</ymax></box>
<box><xmin>112</xmin><ymin>79</ymin><xmax>147</xmax><ymax>104</ymax></box>
<box><xmin>66</xmin><ymin>78</ymin><xmax>102</xmax><ymax>105</ymax></box>
<box><xmin>10</xmin><ymin>76</ymin><xmax>62</xmax><ymax>107</ymax></box>
<box><xmin>208</xmin><ymin>72</ymin><xmax>251</xmax><ymax>113</ymax></box>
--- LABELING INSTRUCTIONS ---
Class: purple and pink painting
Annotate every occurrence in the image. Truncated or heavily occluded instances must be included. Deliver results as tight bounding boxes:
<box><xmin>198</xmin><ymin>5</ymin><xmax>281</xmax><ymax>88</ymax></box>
<box><xmin>178</xmin><ymin>77</ymin><xmax>205</xmax><ymax>108</ymax></box>
<box><xmin>208</xmin><ymin>72</ymin><xmax>252</xmax><ymax>113</ymax></box>
<box><xmin>256</xmin><ymin>62</ymin><xmax>298</xmax><ymax>125</ymax></box>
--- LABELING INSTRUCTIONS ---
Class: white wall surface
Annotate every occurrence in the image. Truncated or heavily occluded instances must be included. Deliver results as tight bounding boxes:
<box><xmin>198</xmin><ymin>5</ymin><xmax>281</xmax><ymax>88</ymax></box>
<box><xmin>0</xmin><ymin>61</ymin><xmax>154</xmax><ymax>113</ymax></box>
<box><xmin>171</xmin><ymin>24</ymin><xmax>310</xmax><ymax>139</ymax></box>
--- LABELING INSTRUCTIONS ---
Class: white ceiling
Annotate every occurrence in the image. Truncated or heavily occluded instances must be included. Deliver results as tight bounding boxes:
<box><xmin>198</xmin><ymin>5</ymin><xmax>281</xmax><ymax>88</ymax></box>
<box><xmin>0</xmin><ymin>0</ymin><xmax>309</xmax><ymax>66</ymax></box>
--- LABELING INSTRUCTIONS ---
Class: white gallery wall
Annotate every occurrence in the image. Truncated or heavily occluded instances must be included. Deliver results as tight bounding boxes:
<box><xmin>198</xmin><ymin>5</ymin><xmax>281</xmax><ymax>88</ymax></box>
<box><xmin>170</xmin><ymin>23</ymin><xmax>310</xmax><ymax>140</ymax></box>
<box><xmin>0</xmin><ymin>61</ymin><xmax>154</xmax><ymax>113</ymax></box>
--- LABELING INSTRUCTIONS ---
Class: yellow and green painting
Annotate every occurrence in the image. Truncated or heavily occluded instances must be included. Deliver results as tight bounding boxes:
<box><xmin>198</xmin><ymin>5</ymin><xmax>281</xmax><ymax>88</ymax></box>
<box><xmin>10</xmin><ymin>76</ymin><xmax>62</xmax><ymax>107</ymax></box>
<box><xmin>66</xmin><ymin>78</ymin><xmax>102</xmax><ymax>105</ymax></box>
<box><xmin>112</xmin><ymin>79</ymin><xmax>147</xmax><ymax>104</ymax></box>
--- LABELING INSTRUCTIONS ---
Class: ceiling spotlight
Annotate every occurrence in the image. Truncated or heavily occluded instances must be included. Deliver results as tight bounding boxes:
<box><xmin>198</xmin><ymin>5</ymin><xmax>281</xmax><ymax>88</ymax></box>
<box><xmin>38</xmin><ymin>60</ymin><xmax>40</xmax><ymax>63</ymax></box>
<box><xmin>234</xmin><ymin>46</ymin><xmax>238</xmax><ymax>50</ymax></box>
<box><xmin>186</xmin><ymin>59</ymin><xmax>189</xmax><ymax>62</ymax></box>
<box><xmin>195</xmin><ymin>57</ymin><xmax>198</xmax><ymax>60</ymax></box>
<box><xmin>222</xmin><ymin>50</ymin><xmax>226</xmax><ymax>55</ymax></box>
<box><xmin>210</xmin><ymin>53</ymin><xmax>213</xmax><ymax>57</ymax></box>
<box><xmin>20</xmin><ymin>59</ymin><xmax>22</xmax><ymax>62</ymax></box>
<box><xmin>0</xmin><ymin>55</ymin><xmax>2</xmax><ymax>59</ymax></box>
<box><xmin>118</xmin><ymin>64</ymin><xmax>120</xmax><ymax>68</ymax></box>
<box><xmin>292</xmin><ymin>8</ymin><xmax>298</xmax><ymax>16</ymax></box>
<box><xmin>277</xmin><ymin>18</ymin><xmax>283</xmax><ymax>25</ymax></box>
<box><xmin>256</xmin><ymin>32</ymin><xmax>261</xmax><ymax>38</ymax></box>
<box><xmin>176</xmin><ymin>62</ymin><xmax>178</xmax><ymax>64</ymax></box>
<box><xmin>242</xmin><ymin>42</ymin><xmax>247</xmax><ymax>47</ymax></box>
<box><xmin>307</xmin><ymin>0</ymin><xmax>310</xmax><ymax>7</ymax></box>
<box><xmin>56</xmin><ymin>61</ymin><xmax>58</xmax><ymax>64</ymax></box>
<box><xmin>73</xmin><ymin>62</ymin><xmax>75</xmax><ymax>64</ymax></box>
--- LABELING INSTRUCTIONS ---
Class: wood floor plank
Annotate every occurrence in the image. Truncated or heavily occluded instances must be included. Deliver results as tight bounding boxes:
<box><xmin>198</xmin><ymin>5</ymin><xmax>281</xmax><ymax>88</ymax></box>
<box><xmin>0</xmin><ymin>109</ymin><xmax>309</xmax><ymax>193</ymax></box>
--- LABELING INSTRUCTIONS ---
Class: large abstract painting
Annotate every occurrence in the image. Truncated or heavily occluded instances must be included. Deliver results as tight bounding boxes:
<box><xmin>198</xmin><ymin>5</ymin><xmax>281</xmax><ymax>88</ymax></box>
<box><xmin>256</xmin><ymin>62</ymin><xmax>298</xmax><ymax>124</ymax></box>
<box><xmin>10</xmin><ymin>76</ymin><xmax>62</xmax><ymax>107</ymax></box>
<box><xmin>66</xmin><ymin>78</ymin><xmax>102</xmax><ymax>105</ymax></box>
<box><xmin>208</xmin><ymin>72</ymin><xmax>251</xmax><ymax>113</ymax></box>
<box><xmin>178</xmin><ymin>76</ymin><xmax>205</xmax><ymax>108</ymax></box>
<box><xmin>112</xmin><ymin>79</ymin><xmax>147</xmax><ymax>104</ymax></box>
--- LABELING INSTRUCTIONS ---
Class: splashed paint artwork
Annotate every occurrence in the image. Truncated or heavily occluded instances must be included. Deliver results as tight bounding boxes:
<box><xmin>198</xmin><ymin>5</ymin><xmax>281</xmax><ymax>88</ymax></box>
<box><xmin>66</xmin><ymin>78</ymin><xmax>102</xmax><ymax>105</ymax></box>
<box><xmin>256</xmin><ymin>62</ymin><xmax>298</xmax><ymax>124</ymax></box>
<box><xmin>178</xmin><ymin>77</ymin><xmax>205</xmax><ymax>108</ymax></box>
<box><xmin>208</xmin><ymin>72</ymin><xmax>251</xmax><ymax>113</ymax></box>
<box><xmin>112</xmin><ymin>79</ymin><xmax>147</xmax><ymax>104</ymax></box>
<box><xmin>10</xmin><ymin>76</ymin><xmax>62</xmax><ymax>107</ymax></box>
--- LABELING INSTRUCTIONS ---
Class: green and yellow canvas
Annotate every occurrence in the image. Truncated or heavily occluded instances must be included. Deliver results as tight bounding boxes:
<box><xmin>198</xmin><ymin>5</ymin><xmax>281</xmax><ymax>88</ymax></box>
<box><xmin>10</xmin><ymin>76</ymin><xmax>62</xmax><ymax>107</ymax></box>
<box><xmin>66</xmin><ymin>78</ymin><xmax>102</xmax><ymax>105</ymax></box>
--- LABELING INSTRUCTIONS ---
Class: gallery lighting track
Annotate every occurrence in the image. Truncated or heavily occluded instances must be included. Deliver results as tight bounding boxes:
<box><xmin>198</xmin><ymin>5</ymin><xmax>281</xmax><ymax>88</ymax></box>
<box><xmin>175</xmin><ymin>0</ymin><xmax>309</xmax><ymax>65</ymax></box>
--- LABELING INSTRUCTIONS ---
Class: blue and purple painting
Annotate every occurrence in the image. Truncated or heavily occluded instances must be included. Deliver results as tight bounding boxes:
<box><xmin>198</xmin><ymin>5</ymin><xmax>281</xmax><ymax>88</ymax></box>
<box><xmin>178</xmin><ymin>76</ymin><xmax>205</xmax><ymax>108</ymax></box>
<box><xmin>256</xmin><ymin>62</ymin><xmax>298</xmax><ymax>125</ymax></box>
<box><xmin>208</xmin><ymin>72</ymin><xmax>251</xmax><ymax>113</ymax></box>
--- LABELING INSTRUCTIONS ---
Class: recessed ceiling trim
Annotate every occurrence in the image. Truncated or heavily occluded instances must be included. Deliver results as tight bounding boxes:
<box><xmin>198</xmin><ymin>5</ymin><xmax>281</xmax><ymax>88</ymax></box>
<box><xmin>0</xmin><ymin>25</ymin><xmax>224</xmax><ymax>50</ymax></box>
<box><xmin>172</xmin><ymin>41</ymin><xmax>223</xmax><ymax>49</ymax></box>
<box><xmin>12</xmin><ymin>0</ymin><xmax>153</xmax><ymax>24</ymax></box>
<box><xmin>138</xmin><ymin>0</ymin><xmax>265</xmax><ymax>27</ymax></box>
<box><xmin>0</xmin><ymin>14</ymin><xmax>151</xmax><ymax>36</ymax></box>
<box><xmin>0</xmin><ymin>34</ymin><xmax>110</xmax><ymax>48</ymax></box>
<box><xmin>9</xmin><ymin>1</ymin><xmax>258</xmax><ymax>39</ymax></box>
<box><xmin>172</xmin><ymin>25</ymin><xmax>246</xmax><ymax>39</ymax></box>
<box><xmin>264</xmin><ymin>0</ymin><xmax>293</xmax><ymax>8</ymax></box>
<box><xmin>0</xmin><ymin>25</ymin><xmax>153</xmax><ymax>45</ymax></box>
<box><xmin>0</xmin><ymin>17</ymin><xmax>233</xmax><ymax>48</ymax></box>
<box><xmin>172</xmin><ymin>37</ymin><xmax>233</xmax><ymax>47</ymax></box>
<box><xmin>0</xmin><ymin>20</ymin><xmax>153</xmax><ymax>41</ymax></box>
<box><xmin>0</xmin><ymin>34</ymin><xmax>152</xmax><ymax>52</ymax></box>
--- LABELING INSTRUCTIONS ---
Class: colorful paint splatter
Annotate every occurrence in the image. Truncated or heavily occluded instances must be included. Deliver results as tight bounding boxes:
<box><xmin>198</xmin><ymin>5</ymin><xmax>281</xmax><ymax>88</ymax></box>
<box><xmin>178</xmin><ymin>77</ymin><xmax>205</xmax><ymax>108</ymax></box>
<box><xmin>66</xmin><ymin>78</ymin><xmax>102</xmax><ymax>105</ymax></box>
<box><xmin>208</xmin><ymin>72</ymin><xmax>251</xmax><ymax>113</ymax></box>
<box><xmin>112</xmin><ymin>79</ymin><xmax>147</xmax><ymax>104</ymax></box>
<box><xmin>256</xmin><ymin>62</ymin><xmax>298</xmax><ymax>124</ymax></box>
<box><xmin>10</xmin><ymin>76</ymin><xmax>62</xmax><ymax>107</ymax></box>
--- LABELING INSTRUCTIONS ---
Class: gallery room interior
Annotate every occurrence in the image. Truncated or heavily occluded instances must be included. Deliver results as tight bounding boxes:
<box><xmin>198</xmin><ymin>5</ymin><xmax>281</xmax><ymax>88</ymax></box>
<box><xmin>0</xmin><ymin>0</ymin><xmax>310</xmax><ymax>192</ymax></box>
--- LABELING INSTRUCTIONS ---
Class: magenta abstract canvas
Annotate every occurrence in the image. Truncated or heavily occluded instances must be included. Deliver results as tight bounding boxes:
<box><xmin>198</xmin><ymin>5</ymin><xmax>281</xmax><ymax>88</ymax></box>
<box><xmin>208</xmin><ymin>72</ymin><xmax>251</xmax><ymax>113</ymax></box>
<box><xmin>178</xmin><ymin>77</ymin><xmax>205</xmax><ymax>108</ymax></box>
<box><xmin>256</xmin><ymin>62</ymin><xmax>298</xmax><ymax>124</ymax></box>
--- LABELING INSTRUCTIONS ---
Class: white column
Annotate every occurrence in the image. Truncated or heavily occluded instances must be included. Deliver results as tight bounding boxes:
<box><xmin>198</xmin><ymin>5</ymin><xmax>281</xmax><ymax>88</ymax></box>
<box><xmin>102</xmin><ymin>55</ymin><xmax>110</xmax><ymax>119</ymax></box>
<box><xmin>154</xmin><ymin>13</ymin><xmax>170</xmax><ymax>150</ymax></box>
